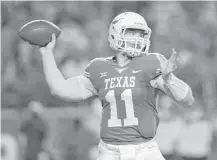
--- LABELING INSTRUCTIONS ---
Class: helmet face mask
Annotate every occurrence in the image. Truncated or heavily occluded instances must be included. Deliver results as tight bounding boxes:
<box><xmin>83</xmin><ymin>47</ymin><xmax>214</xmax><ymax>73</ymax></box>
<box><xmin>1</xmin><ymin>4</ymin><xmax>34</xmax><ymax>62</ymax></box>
<box><xmin>108</xmin><ymin>12</ymin><xmax>152</xmax><ymax>57</ymax></box>
<box><xmin>116</xmin><ymin>27</ymin><xmax>151</xmax><ymax>56</ymax></box>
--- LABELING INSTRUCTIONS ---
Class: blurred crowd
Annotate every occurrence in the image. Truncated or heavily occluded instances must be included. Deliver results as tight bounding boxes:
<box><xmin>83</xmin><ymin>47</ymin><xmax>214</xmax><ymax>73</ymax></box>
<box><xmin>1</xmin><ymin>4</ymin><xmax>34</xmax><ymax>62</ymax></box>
<box><xmin>1</xmin><ymin>1</ymin><xmax>217</xmax><ymax>160</ymax></box>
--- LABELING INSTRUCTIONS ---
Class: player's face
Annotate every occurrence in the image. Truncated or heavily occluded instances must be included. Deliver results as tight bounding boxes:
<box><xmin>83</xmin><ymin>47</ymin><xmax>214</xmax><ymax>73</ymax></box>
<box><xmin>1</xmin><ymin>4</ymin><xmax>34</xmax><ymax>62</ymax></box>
<box><xmin>125</xmin><ymin>28</ymin><xmax>145</xmax><ymax>38</ymax></box>
<box><xmin>123</xmin><ymin>28</ymin><xmax>148</xmax><ymax>53</ymax></box>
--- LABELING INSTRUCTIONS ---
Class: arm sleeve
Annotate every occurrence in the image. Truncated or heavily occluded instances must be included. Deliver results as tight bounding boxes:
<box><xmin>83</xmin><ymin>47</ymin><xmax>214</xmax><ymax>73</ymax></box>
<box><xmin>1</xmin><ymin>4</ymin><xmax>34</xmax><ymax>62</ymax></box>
<box><xmin>149</xmin><ymin>53</ymin><xmax>194</xmax><ymax>105</ymax></box>
<box><xmin>150</xmin><ymin>73</ymin><xmax>189</xmax><ymax>101</ymax></box>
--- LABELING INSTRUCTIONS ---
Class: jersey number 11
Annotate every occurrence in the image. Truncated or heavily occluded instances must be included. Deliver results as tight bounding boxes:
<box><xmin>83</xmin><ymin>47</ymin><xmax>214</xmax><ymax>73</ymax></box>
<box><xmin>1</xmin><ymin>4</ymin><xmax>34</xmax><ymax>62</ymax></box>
<box><xmin>105</xmin><ymin>89</ymin><xmax>138</xmax><ymax>127</ymax></box>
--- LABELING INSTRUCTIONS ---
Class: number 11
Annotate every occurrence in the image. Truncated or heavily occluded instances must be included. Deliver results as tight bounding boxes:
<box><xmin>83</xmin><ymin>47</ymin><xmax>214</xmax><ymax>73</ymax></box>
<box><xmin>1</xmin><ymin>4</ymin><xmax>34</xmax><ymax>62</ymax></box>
<box><xmin>105</xmin><ymin>89</ymin><xmax>138</xmax><ymax>127</ymax></box>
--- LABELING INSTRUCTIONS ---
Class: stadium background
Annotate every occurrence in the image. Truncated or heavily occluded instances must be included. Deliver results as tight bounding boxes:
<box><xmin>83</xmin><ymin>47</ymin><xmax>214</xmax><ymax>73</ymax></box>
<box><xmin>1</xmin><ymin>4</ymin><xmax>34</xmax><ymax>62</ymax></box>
<box><xmin>1</xmin><ymin>1</ymin><xmax>217</xmax><ymax>160</ymax></box>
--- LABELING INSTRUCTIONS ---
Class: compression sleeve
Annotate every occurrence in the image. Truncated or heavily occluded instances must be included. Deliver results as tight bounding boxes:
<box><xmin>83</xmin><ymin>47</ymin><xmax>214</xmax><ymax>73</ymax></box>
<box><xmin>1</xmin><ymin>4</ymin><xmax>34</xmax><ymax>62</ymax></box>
<box><xmin>150</xmin><ymin>73</ymin><xmax>189</xmax><ymax>101</ymax></box>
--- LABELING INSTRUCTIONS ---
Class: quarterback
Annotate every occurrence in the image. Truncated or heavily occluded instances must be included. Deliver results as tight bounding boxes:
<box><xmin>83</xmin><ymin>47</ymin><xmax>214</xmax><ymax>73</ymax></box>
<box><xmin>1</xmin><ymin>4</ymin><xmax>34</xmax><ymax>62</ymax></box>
<box><xmin>40</xmin><ymin>12</ymin><xmax>194</xmax><ymax>160</ymax></box>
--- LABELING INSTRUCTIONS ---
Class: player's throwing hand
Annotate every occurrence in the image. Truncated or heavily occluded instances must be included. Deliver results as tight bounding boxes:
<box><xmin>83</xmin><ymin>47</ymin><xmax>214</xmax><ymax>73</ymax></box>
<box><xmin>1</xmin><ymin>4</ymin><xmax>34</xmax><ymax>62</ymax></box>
<box><xmin>39</xmin><ymin>33</ymin><xmax>56</xmax><ymax>55</ymax></box>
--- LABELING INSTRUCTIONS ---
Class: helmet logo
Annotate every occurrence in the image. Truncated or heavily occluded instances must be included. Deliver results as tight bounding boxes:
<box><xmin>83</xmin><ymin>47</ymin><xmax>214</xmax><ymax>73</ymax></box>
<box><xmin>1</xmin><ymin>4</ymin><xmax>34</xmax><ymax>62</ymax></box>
<box><xmin>112</xmin><ymin>18</ymin><xmax>124</xmax><ymax>24</ymax></box>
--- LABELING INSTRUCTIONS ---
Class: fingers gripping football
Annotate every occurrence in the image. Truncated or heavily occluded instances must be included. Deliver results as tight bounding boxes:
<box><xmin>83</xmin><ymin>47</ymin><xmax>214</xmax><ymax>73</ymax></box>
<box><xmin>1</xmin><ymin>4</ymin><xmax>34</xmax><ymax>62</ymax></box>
<box><xmin>39</xmin><ymin>34</ymin><xmax>56</xmax><ymax>55</ymax></box>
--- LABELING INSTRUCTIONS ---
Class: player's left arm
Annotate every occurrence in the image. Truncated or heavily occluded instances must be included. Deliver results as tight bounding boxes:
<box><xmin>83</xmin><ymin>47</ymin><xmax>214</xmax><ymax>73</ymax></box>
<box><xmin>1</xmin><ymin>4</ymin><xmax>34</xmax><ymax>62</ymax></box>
<box><xmin>150</xmin><ymin>49</ymin><xmax>195</xmax><ymax>107</ymax></box>
<box><xmin>151</xmin><ymin>73</ymin><xmax>195</xmax><ymax>107</ymax></box>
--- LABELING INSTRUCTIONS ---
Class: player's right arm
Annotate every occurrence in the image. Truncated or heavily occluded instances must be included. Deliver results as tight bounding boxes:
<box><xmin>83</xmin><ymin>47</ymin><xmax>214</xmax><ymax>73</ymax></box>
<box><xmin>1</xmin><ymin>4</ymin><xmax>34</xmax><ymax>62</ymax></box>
<box><xmin>39</xmin><ymin>34</ymin><xmax>97</xmax><ymax>102</ymax></box>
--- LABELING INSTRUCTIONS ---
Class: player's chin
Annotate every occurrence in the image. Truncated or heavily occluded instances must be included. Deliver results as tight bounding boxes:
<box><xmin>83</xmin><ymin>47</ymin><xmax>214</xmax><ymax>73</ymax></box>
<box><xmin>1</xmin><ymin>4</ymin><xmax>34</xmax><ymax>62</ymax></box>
<box><xmin>127</xmin><ymin>45</ymin><xmax>147</xmax><ymax>55</ymax></box>
<box><xmin>125</xmin><ymin>48</ymin><xmax>142</xmax><ymax>55</ymax></box>
<box><xmin>126</xmin><ymin>43</ymin><xmax>142</xmax><ymax>50</ymax></box>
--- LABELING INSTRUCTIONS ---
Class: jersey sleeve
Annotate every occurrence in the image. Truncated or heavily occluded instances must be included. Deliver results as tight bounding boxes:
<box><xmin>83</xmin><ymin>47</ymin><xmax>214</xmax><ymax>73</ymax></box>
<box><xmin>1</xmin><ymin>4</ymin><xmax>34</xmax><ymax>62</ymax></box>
<box><xmin>148</xmin><ymin>53</ymin><xmax>167</xmax><ymax>92</ymax></box>
<box><xmin>146</xmin><ymin>53</ymin><xmax>166</xmax><ymax>79</ymax></box>
<box><xmin>82</xmin><ymin>58</ymin><xmax>100</xmax><ymax>95</ymax></box>
<box><xmin>83</xmin><ymin>62</ymin><xmax>91</xmax><ymax>78</ymax></box>
<box><xmin>77</xmin><ymin>75</ymin><xmax>98</xmax><ymax>99</ymax></box>
<box><xmin>83</xmin><ymin>58</ymin><xmax>97</xmax><ymax>78</ymax></box>
<box><xmin>150</xmin><ymin>75</ymin><xmax>166</xmax><ymax>92</ymax></box>
<box><xmin>152</xmin><ymin>68</ymin><xmax>162</xmax><ymax>79</ymax></box>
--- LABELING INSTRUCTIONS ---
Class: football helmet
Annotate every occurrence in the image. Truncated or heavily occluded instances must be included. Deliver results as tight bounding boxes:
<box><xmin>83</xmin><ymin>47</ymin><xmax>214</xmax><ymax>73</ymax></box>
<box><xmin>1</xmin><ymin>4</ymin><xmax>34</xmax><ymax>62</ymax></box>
<box><xmin>108</xmin><ymin>12</ymin><xmax>151</xmax><ymax>57</ymax></box>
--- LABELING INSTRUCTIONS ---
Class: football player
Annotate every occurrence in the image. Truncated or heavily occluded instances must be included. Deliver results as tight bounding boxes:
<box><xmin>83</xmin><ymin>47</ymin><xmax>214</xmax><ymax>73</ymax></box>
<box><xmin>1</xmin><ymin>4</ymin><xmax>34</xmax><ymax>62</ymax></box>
<box><xmin>39</xmin><ymin>12</ymin><xmax>194</xmax><ymax>160</ymax></box>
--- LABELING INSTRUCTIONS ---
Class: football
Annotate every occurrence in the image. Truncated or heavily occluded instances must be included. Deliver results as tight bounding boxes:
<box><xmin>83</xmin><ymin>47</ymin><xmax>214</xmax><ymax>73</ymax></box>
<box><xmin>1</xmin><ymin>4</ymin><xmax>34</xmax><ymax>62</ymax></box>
<box><xmin>18</xmin><ymin>20</ymin><xmax>61</xmax><ymax>47</ymax></box>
